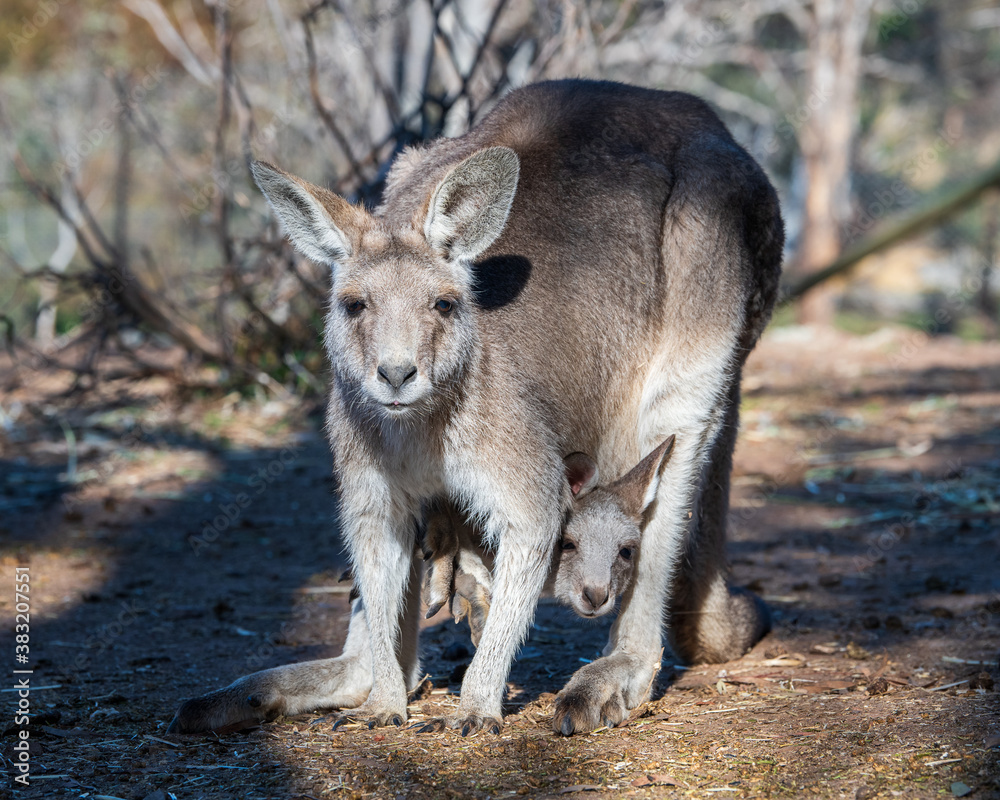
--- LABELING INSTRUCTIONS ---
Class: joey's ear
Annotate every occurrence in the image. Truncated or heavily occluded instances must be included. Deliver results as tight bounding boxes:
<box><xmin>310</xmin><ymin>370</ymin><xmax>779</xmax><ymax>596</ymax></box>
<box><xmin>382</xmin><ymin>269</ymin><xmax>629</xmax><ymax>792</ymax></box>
<box><xmin>424</xmin><ymin>146</ymin><xmax>520</xmax><ymax>262</ymax></box>
<box><xmin>609</xmin><ymin>435</ymin><xmax>676</xmax><ymax>520</ymax></box>
<box><xmin>564</xmin><ymin>452</ymin><xmax>600</xmax><ymax>498</ymax></box>
<box><xmin>251</xmin><ymin>160</ymin><xmax>368</xmax><ymax>266</ymax></box>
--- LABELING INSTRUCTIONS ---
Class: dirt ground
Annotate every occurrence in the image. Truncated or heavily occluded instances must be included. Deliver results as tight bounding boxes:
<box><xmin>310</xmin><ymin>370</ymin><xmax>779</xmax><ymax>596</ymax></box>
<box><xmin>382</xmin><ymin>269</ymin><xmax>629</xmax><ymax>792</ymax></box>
<box><xmin>1</xmin><ymin>324</ymin><xmax>999</xmax><ymax>800</ymax></box>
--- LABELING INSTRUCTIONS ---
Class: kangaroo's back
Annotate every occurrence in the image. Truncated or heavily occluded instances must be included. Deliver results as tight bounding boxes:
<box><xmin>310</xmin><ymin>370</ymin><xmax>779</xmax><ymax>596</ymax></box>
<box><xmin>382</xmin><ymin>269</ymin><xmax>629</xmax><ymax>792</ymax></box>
<box><xmin>379</xmin><ymin>80</ymin><xmax>783</xmax><ymax>462</ymax></box>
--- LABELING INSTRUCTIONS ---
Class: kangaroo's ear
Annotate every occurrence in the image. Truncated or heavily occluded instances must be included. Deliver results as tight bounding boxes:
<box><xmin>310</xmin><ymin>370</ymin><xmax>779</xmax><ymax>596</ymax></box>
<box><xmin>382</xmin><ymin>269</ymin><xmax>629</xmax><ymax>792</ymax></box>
<box><xmin>424</xmin><ymin>146</ymin><xmax>520</xmax><ymax>262</ymax></box>
<box><xmin>251</xmin><ymin>160</ymin><xmax>369</xmax><ymax>266</ymax></box>
<box><xmin>564</xmin><ymin>452</ymin><xmax>600</xmax><ymax>498</ymax></box>
<box><xmin>610</xmin><ymin>435</ymin><xmax>676</xmax><ymax>520</ymax></box>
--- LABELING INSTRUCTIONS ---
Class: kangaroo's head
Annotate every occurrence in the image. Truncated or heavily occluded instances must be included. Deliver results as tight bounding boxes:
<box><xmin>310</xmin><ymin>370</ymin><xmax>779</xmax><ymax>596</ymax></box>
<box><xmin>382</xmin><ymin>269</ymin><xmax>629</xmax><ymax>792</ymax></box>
<box><xmin>553</xmin><ymin>436</ymin><xmax>676</xmax><ymax>618</ymax></box>
<box><xmin>251</xmin><ymin>148</ymin><xmax>520</xmax><ymax>420</ymax></box>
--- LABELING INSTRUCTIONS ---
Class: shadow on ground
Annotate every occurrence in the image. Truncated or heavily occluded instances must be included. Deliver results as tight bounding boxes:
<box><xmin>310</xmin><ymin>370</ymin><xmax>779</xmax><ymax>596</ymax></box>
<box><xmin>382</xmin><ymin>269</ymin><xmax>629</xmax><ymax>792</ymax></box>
<box><xmin>1</xmin><ymin>328</ymin><xmax>998</xmax><ymax>798</ymax></box>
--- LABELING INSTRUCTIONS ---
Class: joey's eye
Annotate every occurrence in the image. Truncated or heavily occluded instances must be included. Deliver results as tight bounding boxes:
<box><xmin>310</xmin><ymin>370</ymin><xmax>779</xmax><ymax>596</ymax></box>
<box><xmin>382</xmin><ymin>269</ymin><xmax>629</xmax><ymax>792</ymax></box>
<box><xmin>619</xmin><ymin>547</ymin><xmax>633</xmax><ymax>561</ymax></box>
<box><xmin>344</xmin><ymin>298</ymin><xmax>365</xmax><ymax>316</ymax></box>
<box><xmin>434</xmin><ymin>298</ymin><xmax>454</xmax><ymax>315</ymax></box>
<box><xmin>560</xmin><ymin>540</ymin><xmax>576</xmax><ymax>552</ymax></box>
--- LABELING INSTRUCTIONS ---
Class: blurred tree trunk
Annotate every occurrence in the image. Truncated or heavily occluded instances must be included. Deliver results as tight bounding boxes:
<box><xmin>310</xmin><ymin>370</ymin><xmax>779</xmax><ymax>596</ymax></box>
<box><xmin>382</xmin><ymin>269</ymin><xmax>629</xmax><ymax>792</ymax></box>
<box><xmin>796</xmin><ymin>0</ymin><xmax>874</xmax><ymax>325</ymax></box>
<box><xmin>981</xmin><ymin>191</ymin><xmax>998</xmax><ymax>336</ymax></box>
<box><xmin>34</xmin><ymin>180</ymin><xmax>79</xmax><ymax>349</ymax></box>
<box><xmin>115</xmin><ymin>76</ymin><xmax>131</xmax><ymax>275</ymax></box>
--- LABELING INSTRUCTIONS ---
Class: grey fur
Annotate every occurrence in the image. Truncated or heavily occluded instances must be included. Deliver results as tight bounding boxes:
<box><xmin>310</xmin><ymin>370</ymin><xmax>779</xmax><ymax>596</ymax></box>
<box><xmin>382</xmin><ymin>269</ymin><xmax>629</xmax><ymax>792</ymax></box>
<box><xmin>425</xmin><ymin>436</ymin><xmax>676</xmax><ymax>643</ymax></box>
<box><xmin>169</xmin><ymin>80</ymin><xmax>782</xmax><ymax>736</ymax></box>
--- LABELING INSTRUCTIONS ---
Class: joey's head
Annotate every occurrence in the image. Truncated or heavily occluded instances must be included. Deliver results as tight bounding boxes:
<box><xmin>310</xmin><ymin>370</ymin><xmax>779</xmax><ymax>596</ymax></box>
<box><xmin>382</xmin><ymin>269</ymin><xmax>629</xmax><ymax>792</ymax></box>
<box><xmin>553</xmin><ymin>436</ymin><xmax>676</xmax><ymax>618</ymax></box>
<box><xmin>250</xmin><ymin>148</ymin><xmax>520</xmax><ymax>420</ymax></box>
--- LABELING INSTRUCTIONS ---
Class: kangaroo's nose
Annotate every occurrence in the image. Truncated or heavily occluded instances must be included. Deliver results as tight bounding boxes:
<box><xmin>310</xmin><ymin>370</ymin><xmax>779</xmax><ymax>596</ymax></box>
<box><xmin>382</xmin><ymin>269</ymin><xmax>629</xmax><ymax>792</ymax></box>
<box><xmin>582</xmin><ymin>585</ymin><xmax>609</xmax><ymax>611</ymax></box>
<box><xmin>377</xmin><ymin>362</ymin><xmax>418</xmax><ymax>390</ymax></box>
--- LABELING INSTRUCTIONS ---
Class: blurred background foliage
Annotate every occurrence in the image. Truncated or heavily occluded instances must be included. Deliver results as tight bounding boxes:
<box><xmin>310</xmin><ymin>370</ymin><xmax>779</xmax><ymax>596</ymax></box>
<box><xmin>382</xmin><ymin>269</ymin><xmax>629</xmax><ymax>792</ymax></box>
<box><xmin>0</xmin><ymin>0</ymin><xmax>999</xmax><ymax>396</ymax></box>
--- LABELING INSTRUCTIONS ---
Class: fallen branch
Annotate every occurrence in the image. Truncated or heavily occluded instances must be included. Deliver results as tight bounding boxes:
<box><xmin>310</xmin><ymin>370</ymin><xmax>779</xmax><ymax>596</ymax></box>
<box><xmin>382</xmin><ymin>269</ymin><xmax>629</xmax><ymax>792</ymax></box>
<box><xmin>781</xmin><ymin>158</ymin><xmax>1000</xmax><ymax>304</ymax></box>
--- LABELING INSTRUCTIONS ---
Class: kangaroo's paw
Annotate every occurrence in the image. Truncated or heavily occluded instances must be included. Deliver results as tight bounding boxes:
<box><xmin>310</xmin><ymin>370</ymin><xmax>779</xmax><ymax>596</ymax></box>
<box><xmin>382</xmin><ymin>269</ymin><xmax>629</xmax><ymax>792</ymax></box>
<box><xmin>330</xmin><ymin>702</ymin><xmax>408</xmax><ymax>731</ymax></box>
<box><xmin>456</xmin><ymin>713</ymin><xmax>503</xmax><ymax>737</ymax></box>
<box><xmin>168</xmin><ymin>683</ymin><xmax>284</xmax><ymax>734</ymax></box>
<box><xmin>411</xmin><ymin>717</ymin><xmax>449</xmax><ymax>733</ymax></box>
<box><xmin>414</xmin><ymin>714</ymin><xmax>502</xmax><ymax>736</ymax></box>
<box><xmin>423</xmin><ymin>552</ymin><xmax>456</xmax><ymax>619</ymax></box>
<box><xmin>553</xmin><ymin>653</ymin><xmax>657</xmax><ymax>736</ymax></box>
<box><xmin>555</xmin><ymin>687</ymin><xmax>628</xmax><ymax>734</ymax></box>
<box><xmin>168</xmin><ymin>656</ymin><xmax>372</xmax><ymax>734</ymax></box>
<box><xmin>451</xmin><ymin>572</ymin><xmax>491</xmax><ymax>648</ymax></box>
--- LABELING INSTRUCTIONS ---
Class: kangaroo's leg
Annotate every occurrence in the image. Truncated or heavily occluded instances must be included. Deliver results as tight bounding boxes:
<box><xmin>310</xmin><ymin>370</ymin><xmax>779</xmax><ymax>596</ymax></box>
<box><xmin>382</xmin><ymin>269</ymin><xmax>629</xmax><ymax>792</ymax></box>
<box><xmin>669</xmin><ymin>376</ymin><xmax>770</xmax><ymax>664</ymax></box>
<box><xmin>422</xmin><ymin>500</ymin><xmax>462</xmax><ymax>619</ymax></box>
<box><xmin>398</xmin><ymin>553</ymin><xmax>425</xmax><ymax>691</ymax></box>
<box><xmin>329</xmin><ymin>476</ymin><xmax>418</xmax><ymax>728</ymax></box>
<box><xmin>169</xmin><ymin>510</ymin><xmax>422</xmax><ymax>734</ymax></box>
<box><xmin>421</xmin><ymin>502</ymin><xmax>493</xmax><ymax>645</ymax></box>
<box><xmin>450</xmin><ymin>516</ymin><xmax>493</xmax><ymax>647</ymax></box>
<box><xmin>418</xmin><ymin>477</ymin><xmax>560</xmax><ymax>735</ymax></box>
<box><xmin>456</xmin><ymin>524</ymin><xmax>554</xmax><ymax>733</ymax></box>
<box><xmin>168</xmin><ymin>595</ymin><xmax>373</xmax><ymax>733</ymax></box>
<box><xmin>169</xmin><ymin>560</ymin><xmax>425</xmax><ymax>734</ymax></box>
<box><xmin>553</xmin><ymin>419</ymin><xmax>720</xmax><ymax>735</ymax></box>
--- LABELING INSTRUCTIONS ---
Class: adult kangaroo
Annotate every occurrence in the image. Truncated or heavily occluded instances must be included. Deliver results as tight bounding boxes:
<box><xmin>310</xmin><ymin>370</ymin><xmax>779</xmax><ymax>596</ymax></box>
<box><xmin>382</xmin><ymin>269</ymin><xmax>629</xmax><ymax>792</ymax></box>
<box><xmin>169</xmin><ymin>79</ymin><xmax>783</xmax><ymax>736</ymax></box>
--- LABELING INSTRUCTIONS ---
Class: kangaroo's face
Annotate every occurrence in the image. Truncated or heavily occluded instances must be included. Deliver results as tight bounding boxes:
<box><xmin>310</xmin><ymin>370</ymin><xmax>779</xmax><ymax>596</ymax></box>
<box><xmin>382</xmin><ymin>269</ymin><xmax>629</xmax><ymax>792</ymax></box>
<box><xmin>553</xmin><ymin>437</ymin><xmax>676</xmax><ymax>618</ymax></box>
<box><xmin>324</xmin><ymin>237</ymin><xmax>478</xmax><ymax>417</ymax></box>
<box><xmin>251</xmin><ymin>148</ymin><xmax>520</xmax><ymax>420</ymax></box>
<box><xmin>555</xmin><ymin>491</ymin><xmax>642</xmax><ymax>617</ymax></box>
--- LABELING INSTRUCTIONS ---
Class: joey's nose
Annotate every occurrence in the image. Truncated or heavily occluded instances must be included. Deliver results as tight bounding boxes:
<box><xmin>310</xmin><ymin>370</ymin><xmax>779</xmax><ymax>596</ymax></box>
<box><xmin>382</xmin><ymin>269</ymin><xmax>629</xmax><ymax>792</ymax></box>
<box><xmin>582</xmin><ymin>585</ymin><xmax>609</xmax><ymax>611</ymax></box>
<box><xmin>377</xmin><ymin>363</ymin><xmax>417</xmax><ymax>390</ymax></box>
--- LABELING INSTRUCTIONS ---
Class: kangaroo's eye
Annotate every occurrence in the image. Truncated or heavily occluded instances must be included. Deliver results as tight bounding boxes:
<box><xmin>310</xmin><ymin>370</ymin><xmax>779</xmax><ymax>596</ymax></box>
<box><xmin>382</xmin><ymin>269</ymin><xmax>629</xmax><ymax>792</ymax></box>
<box><xmin>344</xmin><ymin>298</ymin><xmax>365</xmax><ymax>316</ymax></box>
<box><xmin>619</xmin><ymin>547</ymin><xmax>633</xmax><ymax>561</ymax></box>
<box><xmin>434</xmin><ymin>298</ymin><xmax>454</xmax><ymax>315</ymax></box>
<box><xmin>560</xmin><ymin>540</ymin><xmax>576</xmax><ymax>552</ymax></box>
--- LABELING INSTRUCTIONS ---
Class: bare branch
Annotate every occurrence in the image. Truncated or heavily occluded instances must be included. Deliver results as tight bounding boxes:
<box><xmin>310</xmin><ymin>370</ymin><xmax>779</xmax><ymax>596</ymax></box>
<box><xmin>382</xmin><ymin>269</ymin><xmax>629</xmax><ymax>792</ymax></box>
<box><xmin>302</xmin><ymin>16</ymin><xmax>368</xmax><ymax>185</ymax></box>
<box><xmin>329</xmin><ymin>0</ymin><xmax>403</xmax><ymax>124</ymax></box>
<box><xmin>458</xmin><ymin>0</ymin><xmax>511</xmax><ymax>119</ymax></box>
<box><xmin>598</xmin><ymin>0</ymin><xmax>639</xmax><ymax>46</ymax></box>
<box><xmin>122</xmin><ymin>0</ymin><xmax>218</xmax><ymax>86</ymax></box>
<box><xmin>9</xmin><ymin>149</ymin><xmax>226</xmax><ymax>363</ymax></box>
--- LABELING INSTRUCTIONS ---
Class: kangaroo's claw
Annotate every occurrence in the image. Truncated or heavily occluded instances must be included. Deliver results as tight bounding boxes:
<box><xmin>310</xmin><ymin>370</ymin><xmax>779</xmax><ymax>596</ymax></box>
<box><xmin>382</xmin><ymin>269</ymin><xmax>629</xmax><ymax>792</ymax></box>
<box><xmin>411</xmin><ymin>714</ymin><xmax>501</xmax><ymax>736</ymax></box>
<box><xmin>459</xmin><ymin>715</ymin><xmax>503</xmax><ymax>736</ymax></box>
<box><xmin>331</xmin><ymin>708</ymin><xmax>406</xmax><ymax>731</ymax></box>
<box><xmin>413</xmin><ymin>718</ymin><xmax>449</xmax><ymax>733</ymax></box>
<box><xmin>424</xmin><ymin>599</ymin><xmax>446</xmax><ymax>619</ymax></box>
<box><xmin>553</xmin><ymin>653</ymin><xmax>654</xmax><ymax>736</ymax></box>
